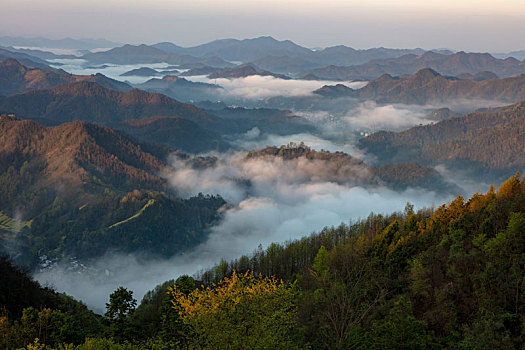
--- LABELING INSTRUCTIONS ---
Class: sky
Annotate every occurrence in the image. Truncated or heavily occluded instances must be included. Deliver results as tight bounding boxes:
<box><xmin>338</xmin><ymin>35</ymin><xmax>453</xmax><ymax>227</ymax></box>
<box><xmin>2</xmin><ymin>0</ymin><xmax>525</xmax><ymax>52</ymax></box>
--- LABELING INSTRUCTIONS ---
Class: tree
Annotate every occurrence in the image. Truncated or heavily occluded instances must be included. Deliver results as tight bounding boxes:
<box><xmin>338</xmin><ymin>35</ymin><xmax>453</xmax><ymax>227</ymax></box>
<box><xmin>169</xmin><ymin>270</ymin><xmax>299</xmax><ymax>349</ymax></box>
<box><xmin>106</xmin><ymin>287</ymin><xmax>137</xmax><ymax>322</ymax></box>
<box><xmin>105</xmin><ymin>287</ymin><xmax>137</xmax><ymax>342</ymax></box>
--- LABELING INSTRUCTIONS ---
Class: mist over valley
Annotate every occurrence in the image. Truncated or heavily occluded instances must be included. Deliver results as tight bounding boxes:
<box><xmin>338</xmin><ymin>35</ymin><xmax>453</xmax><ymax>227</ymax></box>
<box><xmin>1</xmin><ymin>21</ymin><xmax>525</xmax><ymax>348</ymax></box>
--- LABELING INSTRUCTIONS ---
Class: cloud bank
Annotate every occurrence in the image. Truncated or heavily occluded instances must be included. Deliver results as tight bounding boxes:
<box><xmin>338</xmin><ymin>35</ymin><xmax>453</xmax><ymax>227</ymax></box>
<box><xmin>35</xmin><ymin>150</ymin><xmax>452</xmax><ymax>313</ymax></box>
<box><xmin>187</xmin><ymin>75</ymin><xmax>367</xmax><ymax>99</ymax></box>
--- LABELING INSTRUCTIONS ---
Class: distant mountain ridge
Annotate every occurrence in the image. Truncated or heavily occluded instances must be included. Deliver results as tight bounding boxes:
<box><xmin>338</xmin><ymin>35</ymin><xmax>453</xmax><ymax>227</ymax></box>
<box><xmin>120</xmin><ymin>67</ymin><xmax>162</xmax><ymax>77</ymax></box>
<box><xmin>152</xmin><ymin>36</ymin><xmax>451</xmax><ymax>74</ymax></box>
<box><xmin>136</xmin><ymin>75</ymin><xmax>223</xmax><ymax>103</ymax></box>
<box><xmin>0</xmin><ymin>79</ymin><xmax>217</xmax><ymax>127</ymax></box>
<box><xmin>314</xmin><ymin>68</ymin><xmax>525</xmax><ymax>105</ymax></box>
<box><xmin>152</xmin><ymin>36</ymin><xmax>312</xmax><ymax>62</ymax></box>
<box><xmin>0</xmin><ymin>36</ymin><xmax>120</xmax><ymax>49</ymax></box>
<box><xmin>207</xmin><ymin>63</ymin><xmax>291</xmax><ymax>79</ymax></box>
<box><xmin>0</xmin><ymin>58</ymin><xmax>131</xmax><ymax>96</ymax></box>
<box><xmin>305</xmin><ymin>51</ymin><xmax>525</xmax><ymax>80</ymax></box>
<box><xmin>0</xmin><ymin>48</ymin><xmax>51</xmax><ymax>70</ymax></box>
<box><xmin>81</xmin><ymin>44</ymin><xmax>233</xmax><ymax>68</ymax></box>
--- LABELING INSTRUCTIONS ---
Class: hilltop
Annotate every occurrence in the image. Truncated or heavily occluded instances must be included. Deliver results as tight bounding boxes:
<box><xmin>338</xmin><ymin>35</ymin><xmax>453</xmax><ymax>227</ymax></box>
<box><xmin>0</xmin><ymin>58</ymin><xmax>131</xmax><ymax>96</ymax></box>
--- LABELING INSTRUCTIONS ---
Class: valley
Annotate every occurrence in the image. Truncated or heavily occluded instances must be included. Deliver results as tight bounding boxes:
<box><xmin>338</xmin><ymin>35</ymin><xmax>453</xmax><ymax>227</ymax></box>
<box><xmin>1</xmin><ymin>25</ymin><xmax>525</xmax><ymax>348</ymax></box>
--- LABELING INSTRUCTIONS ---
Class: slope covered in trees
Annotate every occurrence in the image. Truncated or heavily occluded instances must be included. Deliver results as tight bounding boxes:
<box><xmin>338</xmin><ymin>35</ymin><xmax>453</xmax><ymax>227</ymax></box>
<box><xmin>4</xmin><ymin>174</ymin><xmax>524</xmax><ymax>349</ymax></box>
<box><xmin>359</xmin><ymin>101</ymin><xmax>525</xmax><ymax>180</ymax></box>
<box><xmin>0</xmin><ymin>257</ymin><xmax>103</xmax><ymax>348</ymax></box>
<box><xmin>116</xmin><ymin>116</ymin><xmax>228</xmax><ymax>153</ymax></box>
<box><xmin>192</xmin><ymin>173</ymin><xmax>525</xmax><ymax>349</ymax></box>
<box><xmin>0</xmin><ymin>116</ymin><xmax>225</xmax><ymax>265</ymax></box>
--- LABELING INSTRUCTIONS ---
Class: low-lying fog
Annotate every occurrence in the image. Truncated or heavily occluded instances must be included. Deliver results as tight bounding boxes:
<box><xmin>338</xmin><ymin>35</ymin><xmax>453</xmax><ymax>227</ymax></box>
<box><xmin>35</xmin><ymin>166</ymin><xmax>450</xmax><ymax>314</ymax></box>
<box><xmin>35</xmin><ymin>141</ymin><xmax>456</xmax><ymax>314</ymax></box>
<box><xmin>33</xmin><ymin>59</ymin><xmax>499</xmax><ymax>314</ymax></box>
<box><xmin>47</xmin><ymin>59</ymin><xmax>364</xmax><ymax>97</ymax></box>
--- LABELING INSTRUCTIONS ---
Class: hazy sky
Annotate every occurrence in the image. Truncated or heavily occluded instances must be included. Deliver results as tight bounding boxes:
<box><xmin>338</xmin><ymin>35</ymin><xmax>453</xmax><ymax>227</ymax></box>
<box><xmin>2</xmin><ymin>0</ymin><xmax>525</xmax><ymax>51</ymax></box>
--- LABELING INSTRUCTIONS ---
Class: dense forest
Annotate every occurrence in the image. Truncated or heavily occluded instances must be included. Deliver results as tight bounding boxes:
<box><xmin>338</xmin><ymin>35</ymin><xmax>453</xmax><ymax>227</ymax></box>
<box><xmin>2</xmin><ymin>173</ymin><xmax>525</xmax><ymax>349</ymax></box>
<box><xmin>0</xmin><ymin>115</ymin><xmax>226</xmax><ymax>266</ymax></box>
<box><xmin>360</xmin><ymin>101</ymin><xmax>525</xmax><ymax>181</ymax></box>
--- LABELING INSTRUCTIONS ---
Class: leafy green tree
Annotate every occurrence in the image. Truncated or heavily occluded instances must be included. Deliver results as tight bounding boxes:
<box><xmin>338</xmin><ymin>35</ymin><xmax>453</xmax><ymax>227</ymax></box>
<box><xmin>105</xmin><ymin>287</ymin><xmax>137</xmax><ymax>343</ymax></box>
<box><xmin>106</xmin><ymin>287</ymin><xmax>137</xmax><ymax>322</ymax></box>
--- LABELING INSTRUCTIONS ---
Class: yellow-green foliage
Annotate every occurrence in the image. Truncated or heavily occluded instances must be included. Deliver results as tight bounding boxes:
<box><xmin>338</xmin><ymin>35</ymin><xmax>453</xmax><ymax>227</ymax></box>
<box><xmin>108</xmin><ymin>199</ymin><xmax>155</xmax><ymax>228</ymax></box>
<box><xmin>169</xmin><ymin>270</ymin><xmax>299</xmax><ymax>349</ymax></box>
<box><xmin>0</xmin><ymin>211</ymin><xmax>31</xmax><ymax>232</ymax></box>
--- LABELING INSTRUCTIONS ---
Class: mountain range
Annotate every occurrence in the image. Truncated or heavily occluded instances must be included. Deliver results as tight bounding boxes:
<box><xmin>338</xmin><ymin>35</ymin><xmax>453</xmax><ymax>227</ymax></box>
<box><xmin>304</xmin><ymin>51</ymin><xmax>525</xmax><ymax>80</ymax></box>
<box><xmin>0</xmin><ymin>62</ymin><xmax>315</xmax><ymax>150</ymax></box>
<box><xmin>152</xmin><ymin>37</ymin><xmax>450</xmax><ymax>73</ymax></box>
<box><xmin>0</xmin><ymin>48</ymin><xmax>52</xmax><ymax>70</ymax></box>
<box><xmin>136</xmin><ymin>75</ymin><xmax>223</xmax><ymax>103</ymax></box>
<box><xmin>151</xmin><ymin>36</ymin><xmax>312</xmax><ymax>62</ymax></box>
<box><xmin>0</xmin><ymin>79</ymin><xmax>217</xmax><ymax>127</ymax></box>
<box><xmin>81</xmin><ymin>44</ymin><xmax>233</xmax><ymax>68</ymax></box>
<box><xmin>315</xmin><ymin>68</ymin><xmax>525</xmax><ymax>105</ymax></box>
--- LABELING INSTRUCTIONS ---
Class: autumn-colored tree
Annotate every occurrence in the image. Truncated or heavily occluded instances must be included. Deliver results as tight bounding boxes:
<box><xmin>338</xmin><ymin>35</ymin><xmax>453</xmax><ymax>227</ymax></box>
<box><xmin>169</xmin><ymin>270</ymin><xmax>299</xmax><ymax>349</ymax></box>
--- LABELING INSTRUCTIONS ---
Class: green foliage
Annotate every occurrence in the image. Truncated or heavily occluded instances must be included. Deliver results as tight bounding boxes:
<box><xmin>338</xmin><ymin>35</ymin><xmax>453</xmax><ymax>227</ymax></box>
<box><xmin>312</xmin><ymin>245</ymin><xmax>329</xmax><ymax>275</ymax></box>
<box><xmin>194</xmin><ymin>174</ymin><xmax>525</xmax><ymax>348</ymax></box>
<box><xmin>105</xmin><ymin>287</ymin><xmax>137</xmax><ymax>343</ymax></box>
<box><xmin>365</xmin><ymin>297</ymin><xmax>434</xmax><ymax>350</ymax></box>
<box><xmin>106</xmin><ymin>287</ymin><xmax>136</xmax><ymax>322</ymax></box>
<box><xmin>2</xmin><ymin>189</ymin><xmax>225</xmax><ymax>266</ymax></box>
<box><xmin>4</xmin><ymin>174</ymin><xmax>525</xmax><ymax>349</ymax></box>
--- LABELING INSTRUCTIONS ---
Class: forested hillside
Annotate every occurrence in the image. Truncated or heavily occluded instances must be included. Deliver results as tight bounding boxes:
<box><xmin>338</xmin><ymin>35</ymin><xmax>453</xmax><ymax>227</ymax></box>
<box><xmin>0</xmin><ymin>257</ymin><xmax>103</xmax><ymax>348</ymax></box>
<box><xmin>3</xmin><ymin>174</ymin><xmax>524</xmax><ymax>349</ymax></box>
<box><xmin>0</xmin><ymin>116</ymin><xmax>225</xmax><ymax>266</ymax></box>
<box><xmin>359</xmin><ymin>101</ymin><xmax>525</xmax><ymax>180</ymax></box>
<box><xmin>189</xmin><ymin>173</ymin><xmax>525</xmax><ymax>349</ymax></box>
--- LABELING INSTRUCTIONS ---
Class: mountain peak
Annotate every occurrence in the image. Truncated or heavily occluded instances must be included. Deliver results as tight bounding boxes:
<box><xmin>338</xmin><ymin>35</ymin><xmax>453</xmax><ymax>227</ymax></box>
<box><xmin>413</xmin><ymin>68</ymin><xmax>441</xmax><ymax>79</ymax></box>
<box><xmin>2</xmin><ymin>58</ymin><xmax>25</xmax><ymax>67</ymax></box>
<box><xmin>251</xmin><ymin>36</ymin><xmax>278</xmax><ymax>42</ymax></box>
